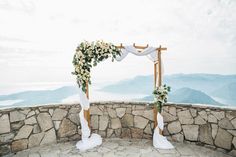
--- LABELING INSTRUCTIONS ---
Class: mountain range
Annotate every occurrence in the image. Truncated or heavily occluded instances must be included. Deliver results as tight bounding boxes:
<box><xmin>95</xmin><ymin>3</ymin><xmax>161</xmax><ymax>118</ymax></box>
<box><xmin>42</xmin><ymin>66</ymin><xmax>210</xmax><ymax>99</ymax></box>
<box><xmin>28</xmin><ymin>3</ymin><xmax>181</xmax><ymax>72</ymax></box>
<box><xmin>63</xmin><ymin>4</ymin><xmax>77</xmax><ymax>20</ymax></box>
<box><xmin>0</xmin><ymin>73</ymin><xmax>235</xmax><ymax>108</ymax></box>
<box><xmin>0</xmin><ymin>86</ymin><xmax>79</xmax><ymax>108</ymax></box>
<box><xmin>141</xmin><ymin>87</ymin><xmax>222</xmax><ymax>106</ymax></box>
<box><xmin>101</xmin><ymin>73</ymin><xmax>236</xmax><ymax>106</ymax></box>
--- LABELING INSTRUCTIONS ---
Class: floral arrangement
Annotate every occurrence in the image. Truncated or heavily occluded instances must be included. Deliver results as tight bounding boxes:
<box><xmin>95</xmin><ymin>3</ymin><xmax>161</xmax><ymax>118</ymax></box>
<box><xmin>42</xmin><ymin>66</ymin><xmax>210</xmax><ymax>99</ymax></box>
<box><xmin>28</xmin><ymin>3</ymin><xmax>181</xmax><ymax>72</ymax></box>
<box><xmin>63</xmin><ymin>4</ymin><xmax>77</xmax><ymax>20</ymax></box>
<box><xmin>153</xmin><ymin>84</ymin><xmax>171</xmax><ymax>113</ymax></box>
<box><xmin>72</xmin><ymin>40</ymin><xmax>121</xmax><ymax>92</ymax></box>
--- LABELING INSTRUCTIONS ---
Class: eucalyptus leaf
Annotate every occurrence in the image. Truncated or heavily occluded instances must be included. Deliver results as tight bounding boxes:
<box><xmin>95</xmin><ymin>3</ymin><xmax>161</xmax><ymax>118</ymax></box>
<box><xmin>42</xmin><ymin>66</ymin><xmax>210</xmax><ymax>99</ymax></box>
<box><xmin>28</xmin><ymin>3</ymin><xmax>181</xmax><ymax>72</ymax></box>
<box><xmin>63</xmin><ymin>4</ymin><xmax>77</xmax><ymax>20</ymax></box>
<box><xmin>72</xmin><ymin>40</ymin><xmax>121</xmax><ymax>93</ymax></box>
<box><xmin>153</xmin><ymin>84</ymin><xmax>171</xmax><ymax>113</ymax></box>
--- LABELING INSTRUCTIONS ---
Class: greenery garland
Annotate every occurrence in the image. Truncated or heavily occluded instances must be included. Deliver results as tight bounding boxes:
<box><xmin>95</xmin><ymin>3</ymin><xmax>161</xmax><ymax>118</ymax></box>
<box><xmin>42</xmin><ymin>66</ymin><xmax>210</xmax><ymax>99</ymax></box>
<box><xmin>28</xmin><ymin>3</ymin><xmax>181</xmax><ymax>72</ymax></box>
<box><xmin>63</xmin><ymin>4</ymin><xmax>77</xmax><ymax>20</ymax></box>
<box><xmin>72</xmin><ymin>40</ymin><xmax>121</xmax><ymax>92</ymax></box>
<box><xmin>153</xmin><ymin>84</ymin><xmax>171</xmax><ymax>113</ymax></box>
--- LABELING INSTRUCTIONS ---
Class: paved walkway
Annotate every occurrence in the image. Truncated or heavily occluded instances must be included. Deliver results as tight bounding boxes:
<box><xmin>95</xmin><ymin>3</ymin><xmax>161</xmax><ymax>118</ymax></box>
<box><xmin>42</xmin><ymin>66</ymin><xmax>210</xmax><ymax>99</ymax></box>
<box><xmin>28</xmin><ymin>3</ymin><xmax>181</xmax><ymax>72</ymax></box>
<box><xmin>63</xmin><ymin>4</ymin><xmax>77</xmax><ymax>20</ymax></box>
<box><xmin>5</xmin><ymin>138</ymin><xmax>231</xmax><ymax>157</ymax></box>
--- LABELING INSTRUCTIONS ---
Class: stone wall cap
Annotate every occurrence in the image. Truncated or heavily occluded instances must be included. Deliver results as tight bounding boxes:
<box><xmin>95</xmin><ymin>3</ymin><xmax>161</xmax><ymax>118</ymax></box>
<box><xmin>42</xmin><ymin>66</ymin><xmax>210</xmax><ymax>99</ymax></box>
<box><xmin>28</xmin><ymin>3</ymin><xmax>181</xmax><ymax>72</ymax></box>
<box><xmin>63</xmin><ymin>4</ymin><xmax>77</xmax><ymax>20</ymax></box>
<box><xmin>165</xmin><ymin>102</ymin><xmax>236</xmax><ymax>111</ymax></box>
<box><xmin>1</xmin><ymin>101</ymin><xmax>236</xmax><ymax>112</ymax></box>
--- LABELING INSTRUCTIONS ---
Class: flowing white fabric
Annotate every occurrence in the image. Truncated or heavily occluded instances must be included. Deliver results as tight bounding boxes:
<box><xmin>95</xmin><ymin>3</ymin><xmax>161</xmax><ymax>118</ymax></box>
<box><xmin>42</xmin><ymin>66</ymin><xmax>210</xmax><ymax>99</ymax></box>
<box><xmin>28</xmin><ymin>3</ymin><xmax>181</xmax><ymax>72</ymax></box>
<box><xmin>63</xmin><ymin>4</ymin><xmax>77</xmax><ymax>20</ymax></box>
<box><xmin>76</xmin><ymin>110</ymin><xmax>102</xmax><ymax>151</ymax></box>
<box><xmin>76</xmin><ymin>45</ymin><xmax>172</xmax><ymax>151</ymax></box>
<box><xmin>76</xmin><ymin>83</ymin><xmax>102</xmax><ymax>151</ymax></box>
<box><xmin>153</xmin><ymin>113</ymin><xmax>174</xmax><ymax>149</ymax></box>
<box><xmin>115</xmin><ymin>45</ymin><xmax>158</xmax><ymax>62</ymax></box>
<box><xmin>78</xmin><ymin>88</ymin><xmax>90</xmax><ymax>110</ymax></box>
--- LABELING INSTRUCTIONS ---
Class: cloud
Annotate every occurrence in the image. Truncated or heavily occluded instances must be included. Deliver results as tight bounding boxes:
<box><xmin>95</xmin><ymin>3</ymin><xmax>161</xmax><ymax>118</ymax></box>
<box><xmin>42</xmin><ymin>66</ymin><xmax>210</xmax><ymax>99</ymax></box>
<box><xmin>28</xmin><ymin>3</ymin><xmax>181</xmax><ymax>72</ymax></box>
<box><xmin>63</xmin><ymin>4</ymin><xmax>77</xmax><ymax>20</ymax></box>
<box><xmin>0</xmin><ymin>35</ymin><xmax>29</xmax><ymax>43</ymax></box>
<box><xmin>0</xmin><ymin>0</ymin><xmax>236</xmax><ymax>84</ymax></box>
<box><xmin>0</xmin><ymin>46</ymin><xmax>66</xmax><ymax>68</ymax></box>
<box><xmin>0</xmin><ymin>0</ymin><xmax>35</xmax><ymax>13</ymax></box>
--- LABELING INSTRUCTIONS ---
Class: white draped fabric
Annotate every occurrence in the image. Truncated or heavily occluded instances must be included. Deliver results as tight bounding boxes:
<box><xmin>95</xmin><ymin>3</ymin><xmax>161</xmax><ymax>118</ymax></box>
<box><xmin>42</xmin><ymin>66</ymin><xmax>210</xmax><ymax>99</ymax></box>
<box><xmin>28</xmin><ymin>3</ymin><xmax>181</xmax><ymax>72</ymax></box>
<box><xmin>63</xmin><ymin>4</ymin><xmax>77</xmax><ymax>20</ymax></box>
<box><xmin>115</xmin><ymin>45</ymin><xmax>158</xmax><ymax>62</ymax></box>
<box><xmin>76</xmin><ymin>45</ymin><xmax>174</xmax><ymax>151</ymax></box>
<box><xmin>76</xmin><ymin>110</ymin><xmax>102</xmax><ymax>151</ymax></box>
<box><xmin>153</xmin><ymin>113</ymin><xmax>174</xmax><ymax>149</ymax></box>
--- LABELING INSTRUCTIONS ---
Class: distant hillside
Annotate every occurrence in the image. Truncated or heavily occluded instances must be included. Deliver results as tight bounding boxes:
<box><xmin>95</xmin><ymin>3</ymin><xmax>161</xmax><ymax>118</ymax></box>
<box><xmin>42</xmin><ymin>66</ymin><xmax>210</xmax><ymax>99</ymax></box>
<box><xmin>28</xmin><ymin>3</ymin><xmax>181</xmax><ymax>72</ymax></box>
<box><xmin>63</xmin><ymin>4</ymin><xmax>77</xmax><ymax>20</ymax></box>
<box><xmin>165</xmin><ymin>74</ymin><xmax>236</xmax><ymax>94</ymax></box>
<box><xmin>168</xmin><ymin>87</ymin><xmax>222</xmax><ymax>105</ymax></box>
<box><xmin>101</xmin><ymin>74</ymin><xmax>236</xmax><ymax>94</ymax></box>
<box><xmin>139</xmin><ymin>88</ymin><xmax>222</xmax><ymax>106</ymax></box>
<box><xmin>100</xmin><ymin>75</ymin><xmax>152</xmax><ymax>94</ymax></box>
<box><xmin>0</xmin><ymin>86</ymin><xmax>78</xmax><ymax>106</ymax></box>
<box><xmin>139</xmin><ymin>95</ymin><xmax>154</xmax><ymax>101</ymax></box>
<box><xmin>1</xmin><ymin>73</ymin><xmax>235</xmax><ymax>108</ymax></box>
<box><xmin>101</xmin><ymin>73</ymin><xmax>236</xmax><ymax>105</ymax></box>
<box><xmin>211</xmin><ymin>82</ymin><xmax>236</xmax><ymax>105</ymax></box>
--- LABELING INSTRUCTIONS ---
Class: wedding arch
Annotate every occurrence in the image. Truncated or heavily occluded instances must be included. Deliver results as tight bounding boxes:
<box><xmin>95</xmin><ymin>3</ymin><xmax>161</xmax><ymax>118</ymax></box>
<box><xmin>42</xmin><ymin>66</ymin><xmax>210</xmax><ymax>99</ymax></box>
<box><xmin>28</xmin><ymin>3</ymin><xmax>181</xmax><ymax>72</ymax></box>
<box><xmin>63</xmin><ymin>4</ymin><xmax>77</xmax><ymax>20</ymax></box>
<box><xmin>72</xmin><ymin>41</ymin><xmax>173</xmax><ymax>151</ymax></box>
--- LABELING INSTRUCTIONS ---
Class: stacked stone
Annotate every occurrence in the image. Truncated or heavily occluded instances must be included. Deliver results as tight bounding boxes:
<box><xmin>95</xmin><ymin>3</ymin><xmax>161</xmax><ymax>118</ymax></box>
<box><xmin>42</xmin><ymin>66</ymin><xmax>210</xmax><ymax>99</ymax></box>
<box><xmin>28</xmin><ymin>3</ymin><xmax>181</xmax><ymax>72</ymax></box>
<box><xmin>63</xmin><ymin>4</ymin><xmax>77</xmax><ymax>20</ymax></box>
<box><xmin>0</xmin><ymin>105</ymin><xmax>81</xmax><ymax>156</ymax></box>
<box><xmin>90</xmin><ymin>102</ymin><xmax>154</xmax><ymax>139</ymax></box>
<box><xmin>162</xmin><ymin>104</ymin><xmax>236</xmax><ymax>156</ymax></box>
<box><xmin>1</xmin><ymin>102</ymin><xmax>236</xmax><ymax>156</ymax></box>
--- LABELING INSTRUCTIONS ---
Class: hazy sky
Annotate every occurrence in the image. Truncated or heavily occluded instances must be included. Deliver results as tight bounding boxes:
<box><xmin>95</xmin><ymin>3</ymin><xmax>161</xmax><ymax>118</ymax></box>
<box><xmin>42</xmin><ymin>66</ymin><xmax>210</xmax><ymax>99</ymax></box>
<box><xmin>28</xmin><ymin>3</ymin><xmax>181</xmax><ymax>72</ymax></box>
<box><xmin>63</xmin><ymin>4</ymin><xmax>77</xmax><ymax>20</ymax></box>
<box><xmin>0</xmin><ymin>0</ymin><xmax>236</xmax><ymax>85</ymax></box>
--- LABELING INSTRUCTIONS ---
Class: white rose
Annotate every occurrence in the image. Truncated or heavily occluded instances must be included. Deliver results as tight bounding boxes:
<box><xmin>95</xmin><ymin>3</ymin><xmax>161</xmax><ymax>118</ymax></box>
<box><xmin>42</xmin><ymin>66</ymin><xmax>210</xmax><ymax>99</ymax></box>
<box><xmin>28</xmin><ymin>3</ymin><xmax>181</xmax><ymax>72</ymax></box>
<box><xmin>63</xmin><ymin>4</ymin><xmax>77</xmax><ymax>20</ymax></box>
<box><xmin>76</xmin><ymin>67</ymin><xmax>80</xmax><ymax>72</ymax></box>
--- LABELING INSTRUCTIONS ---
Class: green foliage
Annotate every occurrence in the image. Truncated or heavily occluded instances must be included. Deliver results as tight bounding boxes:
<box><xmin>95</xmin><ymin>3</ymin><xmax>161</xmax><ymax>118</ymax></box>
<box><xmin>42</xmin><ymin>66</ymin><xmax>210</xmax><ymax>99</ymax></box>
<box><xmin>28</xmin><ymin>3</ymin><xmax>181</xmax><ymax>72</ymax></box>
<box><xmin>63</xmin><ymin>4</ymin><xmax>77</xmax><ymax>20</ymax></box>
<box><xmin>72</xmin><ymin>40</ymin><xmax>121</xmax><ymax>92</ymax></box>
<box><xmin>153</xmin><ymin>84</ymin><xmax>171</xmax><ymax>113</ymax></box>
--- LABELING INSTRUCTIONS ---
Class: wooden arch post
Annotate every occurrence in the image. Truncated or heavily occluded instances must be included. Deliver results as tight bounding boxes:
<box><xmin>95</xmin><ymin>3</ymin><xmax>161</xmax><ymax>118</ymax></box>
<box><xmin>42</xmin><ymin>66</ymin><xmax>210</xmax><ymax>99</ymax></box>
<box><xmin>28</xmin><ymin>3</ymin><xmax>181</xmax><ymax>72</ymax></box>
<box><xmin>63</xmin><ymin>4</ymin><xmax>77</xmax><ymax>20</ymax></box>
<box><xmin>153</xmin><ymin>45</ymin><xmax>166</xmax><ymax>134</ymax></box>
<box><xmin>84</xmin><ymin>81</ymin><xmax>90</xmax><ymax>126</ymax></box>
<box><xmin>83</xmin><ymin>44</ymin><xmax>167</xmax><ymax>131</ymax></box>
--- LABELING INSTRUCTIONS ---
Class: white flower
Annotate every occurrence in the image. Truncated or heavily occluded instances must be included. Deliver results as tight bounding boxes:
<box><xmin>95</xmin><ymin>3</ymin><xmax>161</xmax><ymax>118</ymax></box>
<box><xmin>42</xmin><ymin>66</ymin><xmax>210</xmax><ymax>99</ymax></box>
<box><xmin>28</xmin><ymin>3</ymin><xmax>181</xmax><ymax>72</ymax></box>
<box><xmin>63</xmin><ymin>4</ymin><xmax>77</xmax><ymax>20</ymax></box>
<box><xmin>73</xmin><ymin>40</ymin><xmax>121</xmax><ymax>92</ymax></box>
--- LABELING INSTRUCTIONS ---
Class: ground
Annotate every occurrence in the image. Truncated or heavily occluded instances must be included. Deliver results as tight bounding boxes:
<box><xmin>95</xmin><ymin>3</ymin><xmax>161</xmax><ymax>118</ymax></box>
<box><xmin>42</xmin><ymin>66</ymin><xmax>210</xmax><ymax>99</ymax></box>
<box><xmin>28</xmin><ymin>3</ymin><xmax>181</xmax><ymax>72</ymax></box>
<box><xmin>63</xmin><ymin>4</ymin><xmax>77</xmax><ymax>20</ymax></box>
<box><xmin>5</xmin><ymin>138</ymin><xmax>231</xmax><ymax>157</ymax></box>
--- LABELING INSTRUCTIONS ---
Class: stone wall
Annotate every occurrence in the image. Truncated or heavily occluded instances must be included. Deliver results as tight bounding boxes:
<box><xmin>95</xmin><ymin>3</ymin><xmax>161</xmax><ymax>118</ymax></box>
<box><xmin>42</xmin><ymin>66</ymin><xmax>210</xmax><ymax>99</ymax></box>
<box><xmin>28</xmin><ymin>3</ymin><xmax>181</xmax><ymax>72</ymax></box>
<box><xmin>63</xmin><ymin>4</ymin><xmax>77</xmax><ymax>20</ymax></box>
<box><xmin>0</xmin><ymin>102</ymin><xmax>236</xmax><ymax>156</ymax></box>
<box><xmin>162</xmin><ymin>103</ymin><xmax>236</xmax><ymax>156</ymax></box>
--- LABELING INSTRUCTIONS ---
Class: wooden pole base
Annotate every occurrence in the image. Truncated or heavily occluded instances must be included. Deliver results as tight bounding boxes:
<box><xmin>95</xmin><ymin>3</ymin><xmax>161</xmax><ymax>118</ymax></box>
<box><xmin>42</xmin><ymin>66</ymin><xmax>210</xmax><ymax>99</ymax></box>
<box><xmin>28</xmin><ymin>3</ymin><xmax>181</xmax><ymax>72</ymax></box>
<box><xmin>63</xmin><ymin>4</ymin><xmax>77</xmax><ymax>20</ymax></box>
<box><xmin>153</xmin><ymin>107</ymin><xmax>163</xmax><ymax>135</ymax></box>
<box><xmin>153</xmin><ymin>107</ymin><xmax>157</xmax><ymax>127</ymax></box>
<box><xmin>84</xmin><ymin>109</ymin><xmax>90</xmax><ymax>127</ymax></box>
<box><xmin>84</xmin><ymin>81</ymin><xmax>90</xmax><ymax>127</ymax></box>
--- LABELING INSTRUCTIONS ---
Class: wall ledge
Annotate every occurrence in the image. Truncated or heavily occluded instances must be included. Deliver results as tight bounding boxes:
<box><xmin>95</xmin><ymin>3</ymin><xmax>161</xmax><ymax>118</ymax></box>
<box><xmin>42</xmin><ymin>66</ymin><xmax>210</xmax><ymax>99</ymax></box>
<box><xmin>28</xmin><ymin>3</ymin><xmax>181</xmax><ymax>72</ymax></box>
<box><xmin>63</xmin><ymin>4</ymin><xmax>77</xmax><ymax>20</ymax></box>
<box><xmin>1</xmin><ymin>101</ymin><xmax>235</xmax><ymax>112</ymax></box>
<box><xmin>1</xmin><ymin>101</ymin><xmax>236</xmax><ymax>156</ymax></box>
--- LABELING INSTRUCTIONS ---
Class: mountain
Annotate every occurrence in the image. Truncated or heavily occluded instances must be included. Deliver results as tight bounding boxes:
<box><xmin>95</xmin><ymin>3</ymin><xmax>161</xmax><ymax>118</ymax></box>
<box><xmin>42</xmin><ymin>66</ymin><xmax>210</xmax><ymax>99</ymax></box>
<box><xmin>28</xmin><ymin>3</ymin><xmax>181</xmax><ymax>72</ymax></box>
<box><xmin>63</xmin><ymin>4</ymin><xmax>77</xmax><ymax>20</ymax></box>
<box><xmin>168</xmin><ymin>87</ymin><xmax>222</xmax><ymax>105</ymax></box>
<box><xmin>211</xmin><ymin>82</ymin><xmax>236</xmax><ymax>105</ymax></box>
<box><xmin>101</xmin><ymin>73</ymin><xmax>236</xmax><ymax>94</ymax></box>
<box><xmin>0</xmin><ymin>86</ymin><xmax>78</xmax><ymax>107</ymax></box>
<box><xmin>165</xmin><ymin>73</ymin><xmax>236</xmax><ymax>94</ymax></box>
<box><xmin>138</xmin><ymin>88</ymin><xmax>222</xmax><ymax>106</ymax></box>
<box><xmin>138</xmin><ymin>95</ymin><xmax>154</xmax><ymax>101</ymax></box>
<box><xmin>101</xmin><ymin>73</ymin><xmax>236</xmax><ymax>105</ymax></box>
<box><xmin>100</xmin><ymin>75</ymin><xmax>153</xmax><ymax>94</ymax></box>
<box><xmin>1</xmin><ymin>73</ymin><xmax>235</xmax><ymax>108</ymax></box>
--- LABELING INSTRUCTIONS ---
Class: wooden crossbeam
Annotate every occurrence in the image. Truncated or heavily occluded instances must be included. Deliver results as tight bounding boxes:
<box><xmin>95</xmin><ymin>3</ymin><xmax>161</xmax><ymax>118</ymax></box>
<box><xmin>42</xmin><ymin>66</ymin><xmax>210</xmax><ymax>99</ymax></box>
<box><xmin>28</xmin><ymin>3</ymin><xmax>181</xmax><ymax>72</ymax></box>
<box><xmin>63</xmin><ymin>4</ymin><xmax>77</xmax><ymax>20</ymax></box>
<box><xmin>116</xmin><ymin>43</ymin><xmax>167</xmax><ymax>51</ymax></box>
